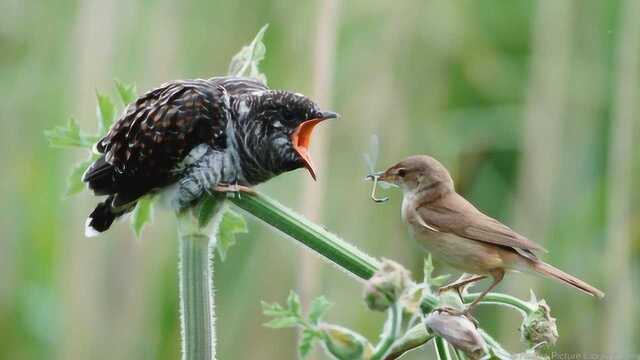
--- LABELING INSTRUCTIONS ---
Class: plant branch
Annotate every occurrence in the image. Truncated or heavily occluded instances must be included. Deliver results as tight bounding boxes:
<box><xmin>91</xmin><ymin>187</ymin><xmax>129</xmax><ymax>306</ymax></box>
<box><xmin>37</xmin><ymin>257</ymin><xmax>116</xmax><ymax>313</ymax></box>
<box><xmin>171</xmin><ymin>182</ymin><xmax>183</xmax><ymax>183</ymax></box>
<box><xmin>177</xmin><ymin>205</ymin><xmax>224</xmax><ymax>360</ymax></box>
<box><xmin>434</xmin><ymin>337</ymin><xmax>453</xmax><ymax>360</ymax></box>
<box><xmin>371</xmin><ymin>302</ymin><xmax>402</xmax><ymax>360</ymax></box>
<box><xmin>227</xmin><ymin>191</ymin><xmax>380</xmax><ymax>280</ymax></box>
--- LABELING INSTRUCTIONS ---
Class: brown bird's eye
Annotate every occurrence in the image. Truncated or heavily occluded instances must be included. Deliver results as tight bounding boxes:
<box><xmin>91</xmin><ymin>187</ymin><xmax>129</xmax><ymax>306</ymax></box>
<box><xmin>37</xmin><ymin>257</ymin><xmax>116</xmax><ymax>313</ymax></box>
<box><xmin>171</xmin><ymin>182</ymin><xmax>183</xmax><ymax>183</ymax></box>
<box><xmin>397</xmin><ymin>168</ymin><xmax>406</xmax><ymax>177</ymax></box>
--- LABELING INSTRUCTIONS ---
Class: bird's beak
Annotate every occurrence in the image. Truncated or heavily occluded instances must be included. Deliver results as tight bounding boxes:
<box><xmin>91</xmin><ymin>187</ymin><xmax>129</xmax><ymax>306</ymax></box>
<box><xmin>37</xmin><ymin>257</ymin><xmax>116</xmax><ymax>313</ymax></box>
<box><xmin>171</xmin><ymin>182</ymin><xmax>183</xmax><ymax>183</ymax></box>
<box><xmin>291</xmin><ymin>111</ymin><xmax>339</xmax><ymax>180</ymax></box>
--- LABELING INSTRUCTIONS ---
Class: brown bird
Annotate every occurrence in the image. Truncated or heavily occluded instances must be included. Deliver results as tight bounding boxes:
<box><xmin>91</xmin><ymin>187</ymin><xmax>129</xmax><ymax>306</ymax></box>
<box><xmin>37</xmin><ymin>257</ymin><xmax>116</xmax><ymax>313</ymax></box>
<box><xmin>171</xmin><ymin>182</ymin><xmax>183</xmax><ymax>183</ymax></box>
<box><xmin>377</xmin><ymin>155</ymin><xmax>604</xmax><ymax>314</ymax></box>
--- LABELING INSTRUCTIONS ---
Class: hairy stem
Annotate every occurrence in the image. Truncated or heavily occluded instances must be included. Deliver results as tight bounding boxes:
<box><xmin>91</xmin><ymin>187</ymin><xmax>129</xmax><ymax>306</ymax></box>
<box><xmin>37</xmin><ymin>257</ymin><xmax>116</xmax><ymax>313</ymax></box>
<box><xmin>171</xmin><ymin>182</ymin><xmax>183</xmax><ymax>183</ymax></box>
<box><xmin>371</xmin><ymin>302</ymin><xmax>402</xmax><ymax>360</ymax></box>
<box><xmin>178</xmin><ymin>206</ymin><xmax>223</xmax><ymax>360</ymax></box>
<box><xmin>228</xmin><ymin>192</ymin><xmax>380</xmax><ymax>280</ymax></box>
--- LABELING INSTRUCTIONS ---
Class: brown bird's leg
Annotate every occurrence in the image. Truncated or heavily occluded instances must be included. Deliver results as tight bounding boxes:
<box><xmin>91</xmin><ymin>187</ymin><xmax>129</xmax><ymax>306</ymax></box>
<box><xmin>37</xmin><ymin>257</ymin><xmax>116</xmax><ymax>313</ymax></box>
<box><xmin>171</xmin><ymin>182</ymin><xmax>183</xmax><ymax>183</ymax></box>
<box><xmin>462</xmin><ymin>269</ymin><xmax>504</xmax><ymax>315</ymax></box>
<box><xmin>437</xmin><ymin>274</ymin><xmax>487</xmax><ymax>294</ymax></box>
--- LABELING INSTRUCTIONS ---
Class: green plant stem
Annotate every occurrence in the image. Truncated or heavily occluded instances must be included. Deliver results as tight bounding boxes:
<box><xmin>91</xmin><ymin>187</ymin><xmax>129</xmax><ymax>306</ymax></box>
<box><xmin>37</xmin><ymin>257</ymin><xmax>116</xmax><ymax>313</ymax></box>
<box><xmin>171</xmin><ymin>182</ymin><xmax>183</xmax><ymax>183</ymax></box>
<box><xmin>434</xmin><ymin>337</ymin><xmax>453</xmax><ymax>360</ymax></box>
<box><xmin>179</xmin><ymin>232</ymin><xmax>215</xmax><ymax>360</ymax></box>
<box><xmin>228</xmin><ymin>191</ymin><xmax>380</xmax><ymax>280</ymax></box>
<box><xmin>178</xmin><ymin>207</ymin><xmax>224</xmax><ymax>360</ymax></box>
<box><xmin>371</xmin><ymin>302</ymin><xmax>401</xmax><ymax>360</ymax></box>
<box><xmin>463</xmin><ymin>292</ymin><xmax>535</xmax><ymax>316</ymax></box>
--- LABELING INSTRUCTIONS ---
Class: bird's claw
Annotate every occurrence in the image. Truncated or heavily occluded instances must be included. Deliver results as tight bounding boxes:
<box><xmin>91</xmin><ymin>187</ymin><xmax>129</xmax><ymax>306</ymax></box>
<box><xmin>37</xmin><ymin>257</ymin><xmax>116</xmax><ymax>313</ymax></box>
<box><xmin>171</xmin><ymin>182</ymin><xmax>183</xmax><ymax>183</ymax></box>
<box><xmin>213</xmin><ymin>184</ymin><xmax>255</xmax><ymax>195</ymax></box>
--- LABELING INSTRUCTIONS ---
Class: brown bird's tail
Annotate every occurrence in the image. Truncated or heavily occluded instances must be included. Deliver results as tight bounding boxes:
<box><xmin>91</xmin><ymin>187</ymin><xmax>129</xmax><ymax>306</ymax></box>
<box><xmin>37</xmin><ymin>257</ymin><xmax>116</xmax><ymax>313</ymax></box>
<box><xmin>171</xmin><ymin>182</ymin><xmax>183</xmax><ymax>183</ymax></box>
<box><xmin>531</xmin><ymin>261</ymin><xmax>605</xmax><ymax>299</ymax></box>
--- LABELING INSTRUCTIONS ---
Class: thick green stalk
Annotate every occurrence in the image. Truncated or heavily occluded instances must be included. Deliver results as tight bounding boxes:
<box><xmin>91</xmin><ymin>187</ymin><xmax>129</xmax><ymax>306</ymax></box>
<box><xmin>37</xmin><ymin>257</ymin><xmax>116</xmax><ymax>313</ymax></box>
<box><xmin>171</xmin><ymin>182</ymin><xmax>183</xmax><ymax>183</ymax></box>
<box><xmin>434</xmin><ymin>337</ymin><xmax>453</xmax><ymax>360</ymax></box>
<box><xmin>179</xmin><ymin>233</ymin><xmax>215</xmax><ymax>360</ymax></box>
<box><xmin>177</xmin><ymin>205</ymin><xmax>224</xmax><ymax>360</ymax></box>
<box><xmin>228</xmin><ymin>192</ymin><xmax>380</xmax><ymax>280</ymax></box>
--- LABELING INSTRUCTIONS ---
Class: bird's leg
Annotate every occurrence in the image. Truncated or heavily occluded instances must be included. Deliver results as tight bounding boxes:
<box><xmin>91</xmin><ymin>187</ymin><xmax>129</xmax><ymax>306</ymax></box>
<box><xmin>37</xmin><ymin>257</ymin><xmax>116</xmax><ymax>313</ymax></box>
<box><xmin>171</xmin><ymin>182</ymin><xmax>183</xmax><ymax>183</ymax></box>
<box><xmin>462</xmin><ymin>269</ymin><xmax>505</xmax><ymax>315</ymax></box>
<box><xmin>437</xmin><ymin>274</ymin><xmax>487</xmax><ymax>295</ymax></box>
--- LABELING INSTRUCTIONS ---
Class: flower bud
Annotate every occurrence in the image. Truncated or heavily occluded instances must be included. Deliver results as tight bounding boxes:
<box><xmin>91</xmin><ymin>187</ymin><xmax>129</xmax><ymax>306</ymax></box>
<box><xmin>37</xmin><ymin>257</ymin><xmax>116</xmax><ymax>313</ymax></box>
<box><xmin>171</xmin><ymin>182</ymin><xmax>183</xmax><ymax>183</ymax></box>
<box><xmin>385</xmin><ymin>323</ymin><xmax>434</xmax><ymax>359</ymax></box>
<box><xmin>319</xmin><ymin>324</ymin><xmax>374</xmax><ymax>360</ymax></box>
<box><xmin>364</xmin><ymin>259</ymin><xmax>411</xmax><ymax>311</ymax></box>
<box><xmin>425</xmin><ymin>310</ymin><xmax>487</xmax><ymax>359</ymax></box>
<box><xmin>520</xmin><ymin>299</ymin><xmax>558</xmax><ymax>347</ymax></box>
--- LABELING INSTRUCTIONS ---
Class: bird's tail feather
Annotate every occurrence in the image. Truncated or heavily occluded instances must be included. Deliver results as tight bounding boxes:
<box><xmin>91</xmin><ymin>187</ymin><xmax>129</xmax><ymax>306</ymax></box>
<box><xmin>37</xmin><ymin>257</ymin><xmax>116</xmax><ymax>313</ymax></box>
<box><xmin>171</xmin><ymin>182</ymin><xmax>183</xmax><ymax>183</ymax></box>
<box><xmin>531</xmin><ymin>261</ymin><xmax>605</xmax><ymax>299</ymax></box>
<box><xmin>85</xmin><ymin>195</ymin><xmax>135</xmax><ymax>237</ymax></box>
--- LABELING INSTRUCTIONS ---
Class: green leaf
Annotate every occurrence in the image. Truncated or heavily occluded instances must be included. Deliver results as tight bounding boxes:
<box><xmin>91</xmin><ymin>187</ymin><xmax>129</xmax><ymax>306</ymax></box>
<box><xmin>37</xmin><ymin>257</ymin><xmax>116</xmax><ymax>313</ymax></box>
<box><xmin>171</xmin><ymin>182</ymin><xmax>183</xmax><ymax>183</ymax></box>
<box><xmin>198</xmin><ymin>196</ymin><xmax>223</xmax><ymax>228</ymax></box>
<box><xmin>261</xmin><ymin>301</ymin><xmax>288</xmax><ymax>317</ymax></box>
<box><xmin>423</xmin><ymin>254</ymin><xmax>435</xmax><ymax>284</ymax></box>
<box><xmin>131</xmin><ymin>196</ymin><xmax>154</xmax><ymax>238</ymax></box>
<box><xmin>114</xmin><ymin>79</ymin><xmax>138</xmax><ymax>106</ymax></box>
<box><xmin>228</xmin><ymin>24</ymin><xmax>269</xmax><ymax>83</ymax></box>
<box><xmin>299</xmin><ymin>329</ymin><xmax>319</xmax><ymax>358</ymax></box>
<box><xmin>65</xmin><ymin>158</ymin><xmax>93</xmax><ymax>196</ymax></box>
<box><xmin>96</xmin><ymin>92</ymin><xmax>116</xmax><ymax>135</ymax></box>
<box><xmin>287</xmin><ymin>290</ymin><xmax>301</xmax><ymax>317</ymax></box>
<box><xmin>430</xmin><ymin>274</ymin><xmax>451</xmax><ymax>287</ymax></box>
<box><xmin>216</xmin><ymin>209</ymin><xmax>247</xmax><ymax>261</ymax></box>
<box><xmin>308</xmin><ymin>296</ymin><xmax>332</xmax><ymax>325</ymax></box>
<box><xmin>44</xmin><ymin>118</ymin><xmax>98</xmax><ymax>148</ymax></box>
<box><xmin>263</xmin><ymin>316</ymin><xmax>301</xmax><ymax>329</ymax></box>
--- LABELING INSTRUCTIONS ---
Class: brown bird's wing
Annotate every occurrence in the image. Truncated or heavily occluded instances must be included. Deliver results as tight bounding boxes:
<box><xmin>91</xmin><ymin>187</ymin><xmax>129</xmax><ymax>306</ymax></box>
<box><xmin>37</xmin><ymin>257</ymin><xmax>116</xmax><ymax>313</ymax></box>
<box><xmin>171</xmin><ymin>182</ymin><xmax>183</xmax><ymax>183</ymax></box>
<box><xmin>84</xmin><ymin>79</ymin><xmax>232</xmax><ymax>206</ymax></box>
<box><xmin>415</xmin><ymin>192</ymin><xmax>547</xmax><ymax>260</ymax></box>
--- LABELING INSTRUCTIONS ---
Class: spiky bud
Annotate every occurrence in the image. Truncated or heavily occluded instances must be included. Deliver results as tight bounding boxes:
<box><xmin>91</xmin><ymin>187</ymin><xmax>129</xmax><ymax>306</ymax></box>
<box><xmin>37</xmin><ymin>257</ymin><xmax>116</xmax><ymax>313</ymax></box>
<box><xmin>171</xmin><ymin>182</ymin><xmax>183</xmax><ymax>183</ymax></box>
<box><xmin>520</xmin><ymin>299</ymin><xmax>558</xmax><ymax>347</ymax></box>
<box><xmin>363</xmin><ymin>259</ymin><xmax>411</xmax><ymax>312</ymax></box>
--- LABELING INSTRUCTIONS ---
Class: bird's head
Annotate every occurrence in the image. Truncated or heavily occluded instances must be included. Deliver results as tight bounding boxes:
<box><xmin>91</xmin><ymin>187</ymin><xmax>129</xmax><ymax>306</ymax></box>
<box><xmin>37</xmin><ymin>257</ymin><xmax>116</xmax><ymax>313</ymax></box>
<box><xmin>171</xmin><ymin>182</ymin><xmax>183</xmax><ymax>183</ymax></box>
<box><xmin>379</xmin><ymin>155</ymin><xmax>454</xmax><ymax>197</ymax></box>
<box><xmin>233</xmin><ymin>90</ymin><xmax>338</xmax><ymax>182</ymax></box>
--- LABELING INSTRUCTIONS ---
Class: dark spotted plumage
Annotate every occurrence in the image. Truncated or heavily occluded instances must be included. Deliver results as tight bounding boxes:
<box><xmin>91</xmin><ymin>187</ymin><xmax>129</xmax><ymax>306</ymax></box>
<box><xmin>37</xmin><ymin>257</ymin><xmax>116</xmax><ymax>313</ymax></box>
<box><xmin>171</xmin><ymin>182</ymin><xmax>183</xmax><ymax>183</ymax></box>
<box><xmin>82</xmin><ymin>76</ymin><xmax>337</xmax><ymax>235</ymax></box>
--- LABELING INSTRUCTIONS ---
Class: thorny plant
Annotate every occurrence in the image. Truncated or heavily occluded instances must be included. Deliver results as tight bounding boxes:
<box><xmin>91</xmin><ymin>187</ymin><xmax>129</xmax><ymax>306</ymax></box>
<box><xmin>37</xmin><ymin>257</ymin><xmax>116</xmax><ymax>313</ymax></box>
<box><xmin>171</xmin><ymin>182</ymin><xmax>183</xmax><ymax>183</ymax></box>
<box><xmin>47</xmin><ymin>26</ymin><xmax>560</xmax><ymax>360</ymax></box>
<box><xmin>263</xmin><ymin>256</ymin><xmax>557</xmax><ymax>360</ymax></box>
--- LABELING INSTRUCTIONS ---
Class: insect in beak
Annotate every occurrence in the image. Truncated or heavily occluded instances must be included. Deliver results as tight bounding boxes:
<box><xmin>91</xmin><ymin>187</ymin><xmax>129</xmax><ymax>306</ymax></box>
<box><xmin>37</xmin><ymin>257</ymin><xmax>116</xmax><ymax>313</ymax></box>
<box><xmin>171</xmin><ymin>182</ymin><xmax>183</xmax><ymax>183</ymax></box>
<box><xmin>365</xmin><ymin>171</ymin><xmax>389</xmax><ymax>203</ymax></box>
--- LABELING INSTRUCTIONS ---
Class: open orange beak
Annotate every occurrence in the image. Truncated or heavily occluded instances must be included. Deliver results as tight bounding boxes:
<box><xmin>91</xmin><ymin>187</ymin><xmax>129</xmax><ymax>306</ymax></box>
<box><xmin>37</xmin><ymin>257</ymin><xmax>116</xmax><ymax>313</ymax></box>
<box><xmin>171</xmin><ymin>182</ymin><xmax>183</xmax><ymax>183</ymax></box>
<box><xmin>290</xmin><ymin>111</ymin><xmax>338</xmax><ymax>180</ymax></box>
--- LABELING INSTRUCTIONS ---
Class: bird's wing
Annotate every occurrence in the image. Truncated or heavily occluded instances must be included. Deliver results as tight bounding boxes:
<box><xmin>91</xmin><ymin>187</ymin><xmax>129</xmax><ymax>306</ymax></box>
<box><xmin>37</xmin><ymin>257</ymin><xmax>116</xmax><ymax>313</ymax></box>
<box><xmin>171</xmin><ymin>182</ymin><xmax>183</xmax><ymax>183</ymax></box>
<box><xmin>84</xmin><ymin>79</ymin><xmax>231</xmax><ymax>205</ymax></box>
<box><xmin>415</xmin><ymin>193</ymin><xmax>547</xmax><ymax>258</ymax></box>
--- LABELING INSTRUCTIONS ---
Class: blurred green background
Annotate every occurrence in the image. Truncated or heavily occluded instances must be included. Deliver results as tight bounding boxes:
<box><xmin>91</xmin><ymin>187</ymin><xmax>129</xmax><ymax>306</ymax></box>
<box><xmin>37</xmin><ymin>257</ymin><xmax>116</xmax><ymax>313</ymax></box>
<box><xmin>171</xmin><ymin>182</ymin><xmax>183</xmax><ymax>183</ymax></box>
<box><xmin>1</xmin><ymin>0</ymin><xmax>638</xmax><ymax>359</ymax></box>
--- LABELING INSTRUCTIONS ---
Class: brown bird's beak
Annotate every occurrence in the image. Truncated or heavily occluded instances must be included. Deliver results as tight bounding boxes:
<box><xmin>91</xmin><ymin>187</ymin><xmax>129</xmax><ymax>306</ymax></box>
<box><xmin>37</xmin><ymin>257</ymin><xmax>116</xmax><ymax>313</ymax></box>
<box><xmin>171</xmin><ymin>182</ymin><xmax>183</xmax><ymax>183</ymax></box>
<box><xmin>291</xmin><ymin>111</ymin><xmax>339</xmax><ymax>180</ymax></box>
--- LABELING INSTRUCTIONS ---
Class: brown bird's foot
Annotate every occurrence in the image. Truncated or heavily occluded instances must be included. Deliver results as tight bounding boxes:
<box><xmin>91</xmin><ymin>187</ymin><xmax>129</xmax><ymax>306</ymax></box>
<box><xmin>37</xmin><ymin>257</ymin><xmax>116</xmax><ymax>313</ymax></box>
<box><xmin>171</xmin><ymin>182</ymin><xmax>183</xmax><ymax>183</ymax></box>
<box><xmin>433</xmin><ymin>306</ymin><xmax>479</xmax><ymax>328</ymax></box>
<box><xmin>213</xmin><ymin>184</ymin><xmax>256</xmax><ymax>194</ymax></box>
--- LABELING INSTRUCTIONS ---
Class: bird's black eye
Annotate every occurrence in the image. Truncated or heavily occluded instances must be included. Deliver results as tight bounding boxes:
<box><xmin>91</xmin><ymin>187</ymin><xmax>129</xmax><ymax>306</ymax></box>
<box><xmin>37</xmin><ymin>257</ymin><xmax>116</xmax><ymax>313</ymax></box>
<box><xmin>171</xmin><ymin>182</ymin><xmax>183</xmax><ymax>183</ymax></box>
<box><xmin>397</xmin><ymin>168</ymin><xmax>406</xmax><ymax>177</ymax></box>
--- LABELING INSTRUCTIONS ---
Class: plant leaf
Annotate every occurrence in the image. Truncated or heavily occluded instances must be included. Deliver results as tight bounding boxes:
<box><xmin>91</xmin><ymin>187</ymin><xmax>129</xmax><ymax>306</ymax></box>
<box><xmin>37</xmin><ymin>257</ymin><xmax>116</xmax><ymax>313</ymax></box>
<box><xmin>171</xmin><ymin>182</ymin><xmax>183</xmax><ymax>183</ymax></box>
<box><xmin>44</xmin><ymin>118</ymin><xmax>98</xmax><ymax>148</ymax></box>
<box><xmin>309</xmin><ymin>296</ymin><xmax>332</xmax><ymax>325</ymax></box>
<box><xmin>96</xmin><ymin>92</ymin><xmax>116</xmax><ymax>135</ymax></box>
<box><xmin>131</xmin><ymin>195</ymin><xmax>154</xmax><ymax>238</ymax></box>
<box><xmin>65</xmin><ymin>157</ymin><xmax>93</xmax><ymax>196</ymax></box>
<box><xmin>114</xmin><ymin>79</ymin><xmax>138</xmax><ymax>106</ymax></box>
<box><xmin>228</xmin><ymin>24</ymin><xmax>269</xmax><ymax>83</ymax></box>
<box><xmin>287</xmin><ymin>290</ymin><xmax>301</xmax><ymax>317</ymax></box>
<box><xmin>263</xmin><ymin>316</ymin><xmax>301</xmax><ymax>329</ymax></box>
<box><xmin>423</xmin><ymin>254</ymin><xmax>435</xmax><ymax>284</ymax></box>
<box><xmin>198</xmin><ymin>196</ymin><xmax>222</xmax><ymax>228</ymax></box>
<box><xmin>299</xmin><ymin>329</ymin><xmax>319</xmax><ymax>358</ymax></box>
<box><xmin>216</xmin><ymin>209</ymin><xmax>248</xmax><ymax>261</ymax></box>
<box><xmin>261</xmin><ymin>301</ymin><xmax>288</xmax><ymax>317</ymax></box>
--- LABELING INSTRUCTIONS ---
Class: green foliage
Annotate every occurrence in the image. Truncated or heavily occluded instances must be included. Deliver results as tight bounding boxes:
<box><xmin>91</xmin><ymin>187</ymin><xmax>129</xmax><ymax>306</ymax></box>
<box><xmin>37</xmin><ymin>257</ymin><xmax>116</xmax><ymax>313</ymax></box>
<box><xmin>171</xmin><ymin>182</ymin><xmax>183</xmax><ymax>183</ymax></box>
<box><xmin>216</xmin><ymin>209</ymin><xmax>248</xmax><ymax>261</ymax></box>
<box><xmin>65</xmin><ymin>156</ymin><xmax>95</xmax><ymax>196</ymax></box>
<box><xmin>131</xmin><ymin>195</ymin><xmax>155</xmax><ymax>238</ymax></box>
<box><xmin>423</xmin><ymin>254</ymin><xmax>450</xmax><ymax>287</ymax></box>
<box><xmin>95</xmin><ymin>92</ymin><xmax>115</xmax><ymax>135</ymax></box>
<box><xmin>44</xmin><ymin>118</ymin><xmax>97</xmax><ymax>148</ymax></box>
<box><xmin>228</xmin><ymin>24</ymin><xmax>269</xmax><ymax>83</ymax></box>
<box><xmin>114</xmin><ymin>79</ymin><xmax>138</xmax><ymax>106</ymax></box>
<box><xmin>262</xmin><ymin>291</ymin><xmax>331</xmax><ymax>358</ymax></box>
